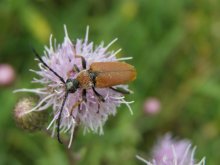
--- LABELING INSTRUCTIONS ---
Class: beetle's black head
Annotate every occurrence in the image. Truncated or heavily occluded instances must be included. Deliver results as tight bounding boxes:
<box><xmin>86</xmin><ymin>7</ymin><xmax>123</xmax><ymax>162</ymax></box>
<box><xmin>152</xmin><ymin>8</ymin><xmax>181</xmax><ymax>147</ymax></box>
<box><xmin>66</xmin><ymin>78</ymin><xmax>79</xmax><ymax>93</ymax></box>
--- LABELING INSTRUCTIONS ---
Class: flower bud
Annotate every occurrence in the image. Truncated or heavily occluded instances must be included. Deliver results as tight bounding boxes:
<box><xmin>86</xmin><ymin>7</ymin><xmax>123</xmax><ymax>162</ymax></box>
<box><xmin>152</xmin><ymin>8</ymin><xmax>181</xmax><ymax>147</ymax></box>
<box><xmin>14</xmin><ymin>97</ymin><xmax>48</xmax><ymax>131</ymax></box>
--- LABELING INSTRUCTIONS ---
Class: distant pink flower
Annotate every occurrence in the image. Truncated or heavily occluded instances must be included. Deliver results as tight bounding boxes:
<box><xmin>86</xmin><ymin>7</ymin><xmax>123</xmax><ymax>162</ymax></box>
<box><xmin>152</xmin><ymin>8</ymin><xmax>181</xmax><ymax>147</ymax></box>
<box><xmin>143</xmin><ymin>97</ymin><xmax>160</xmax><ymax>115</ymax></box>
<box><xmin>0</xmin><ymin>64</ymin><xmax>15</xmax><ymax>86</ymax></box>
<box><xmin>14</xmin><ymin>25</ymin><xmax>134</xmax><ymax>147</ymax></box>
<box><xmin>137</xmin><ymin>134</ymin><xmax>206</xmax><ymax>165</ymax></box>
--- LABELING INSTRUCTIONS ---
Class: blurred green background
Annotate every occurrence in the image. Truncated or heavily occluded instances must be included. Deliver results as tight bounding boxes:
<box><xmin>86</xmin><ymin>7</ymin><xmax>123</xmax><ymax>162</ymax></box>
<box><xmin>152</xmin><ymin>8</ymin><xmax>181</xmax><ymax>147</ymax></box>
<box><xmin>0</xmin><ymin>0</ymin><xmax>220</xmax><ymax>164</ymax></box>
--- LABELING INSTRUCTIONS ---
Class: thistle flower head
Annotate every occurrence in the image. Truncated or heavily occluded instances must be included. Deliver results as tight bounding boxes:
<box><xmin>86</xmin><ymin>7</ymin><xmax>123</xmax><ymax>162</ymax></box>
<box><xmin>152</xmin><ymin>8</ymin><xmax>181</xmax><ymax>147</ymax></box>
<box><xmin>137</xmin><ymin>134</ymin><xmax>206</xmax><ymax>165</ymax></box>
<box><xmin>14</xmin><ymin>97</ymin><xmax>48</xmax><ymax>131</ymax></box>
<box><xmin>14</xmin><ymin>25</ymin><xmax>134</xmax><ymax>147</ymax></box>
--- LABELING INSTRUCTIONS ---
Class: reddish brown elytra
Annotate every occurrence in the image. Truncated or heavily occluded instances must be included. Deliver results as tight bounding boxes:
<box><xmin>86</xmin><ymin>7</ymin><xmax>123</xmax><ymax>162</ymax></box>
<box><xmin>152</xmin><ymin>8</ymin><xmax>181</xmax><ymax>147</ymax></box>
<box><xmin>32</xmin><ymin>48</ymin><xmax>136</xmax><ymax>144</ymax></box>
<box><xmin>77</xmin><ymin>61</ymin><xmax>136</xmax><ymax>89</ymax></box>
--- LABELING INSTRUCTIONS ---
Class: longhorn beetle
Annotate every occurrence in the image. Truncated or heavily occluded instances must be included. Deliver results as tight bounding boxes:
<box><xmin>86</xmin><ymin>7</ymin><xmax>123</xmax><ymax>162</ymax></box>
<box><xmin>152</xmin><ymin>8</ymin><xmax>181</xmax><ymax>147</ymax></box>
<box><xmin>32</xmin><ymin>48</ymin><xmax>136</xmax><ymax>144</ymax></box>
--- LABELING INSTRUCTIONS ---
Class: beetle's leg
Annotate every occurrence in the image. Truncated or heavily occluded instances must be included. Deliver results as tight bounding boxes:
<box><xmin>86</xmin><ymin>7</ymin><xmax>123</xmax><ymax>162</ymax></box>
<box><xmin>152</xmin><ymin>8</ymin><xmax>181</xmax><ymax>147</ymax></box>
<box><xmin>92</xmin><ymin>87</ymin><xmax>105</xmax><ymax>102</ymax></box>
<box><xmin>82</xmin><ymin>89</ymin><xmax>87</xmax><ymax>102</ymax></box>
<box><xmin>70</xmin><ymin>89</ymin><xmax>87</xmax><ymax>115</ymax></box>
<box><xmin>97</xmin><ymin>104</ymin><xmax>100</xmax><ymax>114</ymax></box>
<box><xmin>109</xmin><ymin>87</ymin><xmax>131</xmax><ymax>95</ymax></box>
<box><xmin>76</xmin><ymin>55</ymin><xmax>87</xmax><ymax>69</ymax></box>
<box><xmin>70</xmin><ymin>99</ymin><xmax>83</xmax><ymax>115</ymax></box>
<box><xmin>78</xmin><ymin>103</ymin><xmax>81</xmax><ymax>113</ymax></box>
<box><xmin>91</xmin><ymin>87</ymin><xmax>102</xmax><ymax>113</ymax></box>
<box><xmin>73</xmin><ymin>46</ymin><xmax>87</xmax><ymax>69</ymax></box>
<box><xmin>73</xmin><ymin>64</ymin><xmax>80</xmax><ymax>72</ymax></box>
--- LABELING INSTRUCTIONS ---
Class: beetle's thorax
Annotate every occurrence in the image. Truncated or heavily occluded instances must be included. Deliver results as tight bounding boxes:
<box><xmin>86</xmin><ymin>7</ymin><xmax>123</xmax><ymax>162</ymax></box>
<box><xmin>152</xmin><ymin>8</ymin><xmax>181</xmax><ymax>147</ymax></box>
<box><xmin>76</xmin><ymin>70</ymin><xmax>94</xmax><ymax>89</ymax></box>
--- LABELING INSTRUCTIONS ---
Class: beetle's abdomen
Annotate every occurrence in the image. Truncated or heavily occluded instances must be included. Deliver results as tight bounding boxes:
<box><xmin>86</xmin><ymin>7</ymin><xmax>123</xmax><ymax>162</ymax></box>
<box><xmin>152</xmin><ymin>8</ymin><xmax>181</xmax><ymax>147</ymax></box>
<box><xmin>90</xmin><ymin>62</ymin><xmax>136</xmax><ymax>88</ymax></box>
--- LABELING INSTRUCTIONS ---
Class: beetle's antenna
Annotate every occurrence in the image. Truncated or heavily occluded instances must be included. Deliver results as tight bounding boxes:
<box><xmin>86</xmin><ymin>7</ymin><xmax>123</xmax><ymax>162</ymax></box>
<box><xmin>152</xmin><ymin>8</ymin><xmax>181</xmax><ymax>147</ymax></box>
<box><xmin>32</xmin><ymin>48</ymin><xmax>65</xmax><ymax>84</ymax></box>
<box><xmin>57</xmin><ymin>91</ymin><xmax>69</xmax><ymax>144</ymax></box>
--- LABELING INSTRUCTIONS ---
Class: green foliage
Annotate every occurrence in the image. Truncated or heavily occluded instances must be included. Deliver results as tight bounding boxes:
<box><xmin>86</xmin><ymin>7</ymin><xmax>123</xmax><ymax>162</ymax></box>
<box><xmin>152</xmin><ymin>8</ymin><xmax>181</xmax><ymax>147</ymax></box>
<box><xmin>0</xmin><ymin>0</ymin><xmax>220</xmax><ymax>164</ymax></box>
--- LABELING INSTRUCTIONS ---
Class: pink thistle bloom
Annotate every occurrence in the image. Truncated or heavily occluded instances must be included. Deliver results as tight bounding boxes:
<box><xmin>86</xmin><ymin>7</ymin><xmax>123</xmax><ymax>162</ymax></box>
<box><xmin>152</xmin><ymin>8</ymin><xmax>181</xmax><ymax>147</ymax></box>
<box><xmin>137</xmin><ymin>134</ymin><xmax>206</xmax><ymax>165</ymax></box>
<box><xmin>14</xmin><ymin>25</ymin><xmax>134</xmax><ymax>147</ymax></box>
<box><xmin>0</xmin><ymin>64</ymin><xmax>15</xmax><ymax>86</ymax></box>
<box><xmin>143</xmin><ymin>97</ymin><xmax>161</xmax><ymax>115</ymax></box>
